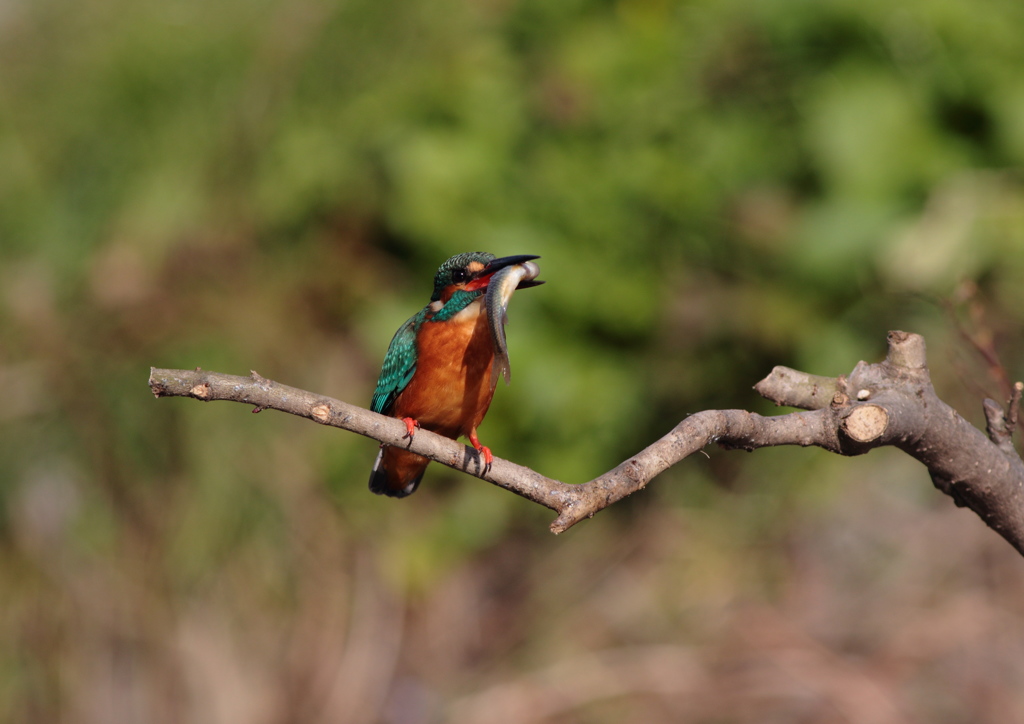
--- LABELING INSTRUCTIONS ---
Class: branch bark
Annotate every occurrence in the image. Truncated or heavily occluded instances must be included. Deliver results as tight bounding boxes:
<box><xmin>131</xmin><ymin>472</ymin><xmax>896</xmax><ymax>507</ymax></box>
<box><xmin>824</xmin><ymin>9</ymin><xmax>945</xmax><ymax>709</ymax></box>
<box><xmin>148</xmin><ymin>331</ymin><xmax>1024</xmax><ymax>554</ymax></box>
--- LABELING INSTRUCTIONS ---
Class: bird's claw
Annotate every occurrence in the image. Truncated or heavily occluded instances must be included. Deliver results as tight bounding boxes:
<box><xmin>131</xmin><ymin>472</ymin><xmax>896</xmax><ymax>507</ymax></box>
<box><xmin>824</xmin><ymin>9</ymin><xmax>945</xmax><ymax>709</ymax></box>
<box><xmin>401</xmin><ymin>417</ymin><xmax>420</xmax><ymax>439</ymax></box>
<box><xmin>468</xmin><ymin>432</ymin><xmax>493</xmax><ymax>471</ymax></box>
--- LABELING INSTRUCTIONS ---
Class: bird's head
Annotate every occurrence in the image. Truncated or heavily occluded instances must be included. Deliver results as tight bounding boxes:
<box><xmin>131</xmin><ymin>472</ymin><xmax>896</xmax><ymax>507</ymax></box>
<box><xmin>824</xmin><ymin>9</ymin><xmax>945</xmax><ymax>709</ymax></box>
<box><xmin>430</xmin><ymin>252</ymin><xmax>543</xmax><ymax>303</ymax></box>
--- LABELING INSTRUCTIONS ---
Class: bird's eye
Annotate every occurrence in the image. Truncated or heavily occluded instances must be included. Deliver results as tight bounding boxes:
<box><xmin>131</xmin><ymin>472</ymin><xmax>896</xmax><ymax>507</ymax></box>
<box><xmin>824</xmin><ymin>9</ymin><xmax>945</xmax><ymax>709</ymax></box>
<box><xmin>452</xmin><ymin>269</ymin><xmax>467</xmax><ymax>283</ymax></box>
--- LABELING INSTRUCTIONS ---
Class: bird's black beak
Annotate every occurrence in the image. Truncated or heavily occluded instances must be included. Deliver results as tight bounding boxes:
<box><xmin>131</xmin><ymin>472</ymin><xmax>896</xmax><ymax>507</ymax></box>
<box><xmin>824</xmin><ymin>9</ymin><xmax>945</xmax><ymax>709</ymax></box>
<box><xmin>483</xmin><ymin>254</ymin><xmax>545</xmax><ymax>289</ymax></box>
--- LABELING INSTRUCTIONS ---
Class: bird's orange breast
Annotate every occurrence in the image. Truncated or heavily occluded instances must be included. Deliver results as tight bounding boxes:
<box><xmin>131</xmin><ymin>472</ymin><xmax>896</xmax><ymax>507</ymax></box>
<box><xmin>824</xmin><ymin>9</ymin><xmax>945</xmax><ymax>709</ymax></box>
<box><xmin>391</xmin><ymin>299</ymin><xmax>496</xmax><ymax>439</ymax></box>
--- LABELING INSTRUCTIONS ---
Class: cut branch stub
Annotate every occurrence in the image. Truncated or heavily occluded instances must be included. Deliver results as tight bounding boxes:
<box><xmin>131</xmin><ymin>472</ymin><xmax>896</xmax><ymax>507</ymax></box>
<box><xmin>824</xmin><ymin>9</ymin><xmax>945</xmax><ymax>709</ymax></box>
<box><xmin>885</xmin><ymin>330</ymin><xmax>928</xmax><ymax>369</ymax></box>
<box><xmin>754</xmin><ymin>367</ymin><xmax>838</xmax><ymax>410</ymax></box>
<box><xmin>311</xmin><ymin>403</ymin><xmax>332</xmax><ymax>424</ymax></box>
<box><xmin>842</xmin><ymin>404</ymin><xmax>888</xmax><ymax>443</ymax></box>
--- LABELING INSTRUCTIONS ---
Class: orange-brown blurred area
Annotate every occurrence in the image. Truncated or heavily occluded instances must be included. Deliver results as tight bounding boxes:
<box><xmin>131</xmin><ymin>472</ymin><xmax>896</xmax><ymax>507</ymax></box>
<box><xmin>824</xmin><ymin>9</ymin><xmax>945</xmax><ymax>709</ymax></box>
<box><xmin>4</xmin><ymin>0</ymin><xmax>1024</xmax><ymax>721</ymax></box>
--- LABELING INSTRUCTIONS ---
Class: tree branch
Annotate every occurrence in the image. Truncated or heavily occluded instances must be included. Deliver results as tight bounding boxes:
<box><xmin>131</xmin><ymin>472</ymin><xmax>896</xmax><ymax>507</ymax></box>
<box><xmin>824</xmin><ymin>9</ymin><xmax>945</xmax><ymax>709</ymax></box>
<box><xmin>148</xmin><ymin>331</ymin><xmax>1024</xmax><ymax>554</ymax></box>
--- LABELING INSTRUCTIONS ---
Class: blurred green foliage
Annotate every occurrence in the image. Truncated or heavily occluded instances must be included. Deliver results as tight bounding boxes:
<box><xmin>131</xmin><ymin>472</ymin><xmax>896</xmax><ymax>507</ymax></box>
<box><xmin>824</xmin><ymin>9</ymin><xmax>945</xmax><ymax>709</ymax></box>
<box><xmin>4</xmin><ymin>0</ymin><xmax>1024</xmax><ymax>721</ymax></box>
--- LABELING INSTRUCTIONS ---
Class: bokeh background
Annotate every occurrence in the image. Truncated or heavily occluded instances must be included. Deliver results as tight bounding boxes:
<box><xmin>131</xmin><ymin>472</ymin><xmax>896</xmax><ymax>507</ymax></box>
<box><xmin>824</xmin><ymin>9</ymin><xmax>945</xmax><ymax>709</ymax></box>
<box><xmin>4</xmin><ymin>0</ymin><xmax>1024</xmax><ymax>721</ymax></box>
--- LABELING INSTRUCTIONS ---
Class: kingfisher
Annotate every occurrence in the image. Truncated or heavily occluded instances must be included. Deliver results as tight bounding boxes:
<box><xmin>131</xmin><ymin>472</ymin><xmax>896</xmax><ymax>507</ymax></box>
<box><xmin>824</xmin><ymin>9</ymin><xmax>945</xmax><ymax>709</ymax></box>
<box><xmin>368</xmin><ymin>252</ymin><xmax>543</xmax><ymax>497</ymax></box>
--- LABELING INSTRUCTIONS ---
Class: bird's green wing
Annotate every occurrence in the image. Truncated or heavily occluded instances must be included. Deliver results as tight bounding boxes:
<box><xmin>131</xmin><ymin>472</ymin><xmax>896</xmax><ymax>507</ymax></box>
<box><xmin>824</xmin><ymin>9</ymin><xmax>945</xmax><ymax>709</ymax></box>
<box><xmin>371</xmin><ymin>309</ymin><xmax>424</xmax><ymax>415</ymax></box>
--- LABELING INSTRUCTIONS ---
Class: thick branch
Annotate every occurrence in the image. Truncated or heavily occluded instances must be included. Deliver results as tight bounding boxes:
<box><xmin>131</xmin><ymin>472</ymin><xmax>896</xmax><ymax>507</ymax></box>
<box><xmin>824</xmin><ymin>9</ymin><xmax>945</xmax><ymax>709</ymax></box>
<box><xmin>149</xmin><ymin>330</ymin><xmax>1024</xmax><ymax>554</ymax></box>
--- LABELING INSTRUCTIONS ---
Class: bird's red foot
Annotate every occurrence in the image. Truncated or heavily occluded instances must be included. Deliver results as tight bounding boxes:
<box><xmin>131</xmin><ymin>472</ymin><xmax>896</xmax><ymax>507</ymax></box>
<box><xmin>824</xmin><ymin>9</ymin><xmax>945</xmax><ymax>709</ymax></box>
<box><xmin>401</xmin><ymin>417</ymin><xmax>420</xmax><ymax>439</ymax></box>
<box><xmin>468</xmin><ymin>432</ymin><xmax>493</xmax><ymax>467</ymax></box>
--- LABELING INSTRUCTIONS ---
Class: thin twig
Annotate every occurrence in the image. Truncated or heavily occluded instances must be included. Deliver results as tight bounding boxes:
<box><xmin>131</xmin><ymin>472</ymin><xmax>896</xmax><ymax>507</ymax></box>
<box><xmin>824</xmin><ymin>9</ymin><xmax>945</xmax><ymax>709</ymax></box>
<box><xmin>1008</xmin><ymin>381</ymin><xmax>1023</xmax><ymax>434</ymax></box>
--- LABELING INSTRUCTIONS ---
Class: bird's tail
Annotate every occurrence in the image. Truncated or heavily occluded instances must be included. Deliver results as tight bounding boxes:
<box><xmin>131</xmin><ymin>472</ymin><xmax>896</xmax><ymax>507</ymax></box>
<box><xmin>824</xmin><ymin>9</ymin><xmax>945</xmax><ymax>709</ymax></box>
<box><xmin>368</xmin><ymin>445</ymin><xmax>429</xmax><ymax>498</ymax></box>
